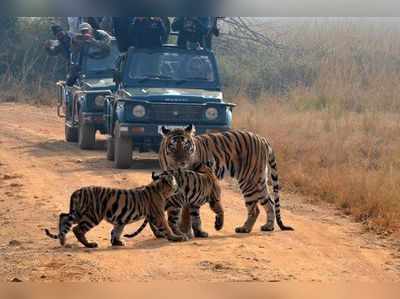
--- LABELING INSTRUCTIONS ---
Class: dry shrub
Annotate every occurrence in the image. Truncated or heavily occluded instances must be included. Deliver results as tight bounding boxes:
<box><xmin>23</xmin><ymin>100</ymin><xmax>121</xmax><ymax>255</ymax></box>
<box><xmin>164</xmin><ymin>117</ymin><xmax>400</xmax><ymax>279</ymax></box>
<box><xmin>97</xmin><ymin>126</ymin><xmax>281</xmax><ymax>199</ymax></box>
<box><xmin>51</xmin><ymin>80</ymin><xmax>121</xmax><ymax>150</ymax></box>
<box><xmin>226</xmin><ymin>20</ymin><xmax>400</xmax><ymax>234</ymax></box>
<box><xmin>233</xmin><ymin>96</ymin><xmax>400</xmax><ymax>233</ymax></box>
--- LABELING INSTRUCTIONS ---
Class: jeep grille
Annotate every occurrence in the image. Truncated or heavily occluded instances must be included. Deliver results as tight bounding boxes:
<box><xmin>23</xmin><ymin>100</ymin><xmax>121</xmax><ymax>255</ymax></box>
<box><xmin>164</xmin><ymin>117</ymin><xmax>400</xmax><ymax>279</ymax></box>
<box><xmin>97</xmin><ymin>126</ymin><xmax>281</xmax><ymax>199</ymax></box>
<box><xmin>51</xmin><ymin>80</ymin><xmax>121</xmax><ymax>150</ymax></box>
<box><xmin>151</xmin><ymin>104</ymin><xmax>204</xmax><ymax>122</ymax></box>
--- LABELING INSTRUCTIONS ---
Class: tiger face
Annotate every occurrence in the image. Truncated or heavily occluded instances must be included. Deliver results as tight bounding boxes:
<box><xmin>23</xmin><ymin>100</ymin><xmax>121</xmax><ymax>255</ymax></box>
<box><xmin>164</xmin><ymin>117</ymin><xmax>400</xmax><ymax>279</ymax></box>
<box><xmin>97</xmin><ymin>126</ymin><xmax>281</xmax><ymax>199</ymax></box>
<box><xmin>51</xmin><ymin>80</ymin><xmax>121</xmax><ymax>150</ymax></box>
<box><xmin>155</xmin><ymin>173</ymin><xmax>179</xmax><ymax>194</ymax></box>
<box><xmin>161</xmin><ymin>124</ymin><xmax>196</xmax><ymax>168</ymax></box>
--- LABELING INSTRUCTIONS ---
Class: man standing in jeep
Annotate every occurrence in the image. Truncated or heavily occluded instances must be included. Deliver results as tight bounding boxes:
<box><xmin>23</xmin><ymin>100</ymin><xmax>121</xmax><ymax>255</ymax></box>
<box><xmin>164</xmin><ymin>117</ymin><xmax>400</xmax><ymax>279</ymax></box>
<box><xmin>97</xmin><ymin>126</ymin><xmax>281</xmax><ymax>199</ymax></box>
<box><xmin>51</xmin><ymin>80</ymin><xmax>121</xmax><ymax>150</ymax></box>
<box><xmin>45</xmin><ymin>22</ymin><xmax>112</xmax><ymax>86</ymax></box>
<box><xmin>73</xmin><ymin>22</ymin><xmax>112</xmax><ymax>53</ymax></box>
<box><xmin>128</xmin><ymin>17</ymin><xmax>167</xmax><ymax>49</ymax></box>
<box><xmin>172</xmin><ymin>17</ymin><xmax>219</xmax><ymax>49</ymax></box>
<box><xmin>67</xmin><ymin>22</ymin><xmax>112</xmax><ymax>86</ymax></box>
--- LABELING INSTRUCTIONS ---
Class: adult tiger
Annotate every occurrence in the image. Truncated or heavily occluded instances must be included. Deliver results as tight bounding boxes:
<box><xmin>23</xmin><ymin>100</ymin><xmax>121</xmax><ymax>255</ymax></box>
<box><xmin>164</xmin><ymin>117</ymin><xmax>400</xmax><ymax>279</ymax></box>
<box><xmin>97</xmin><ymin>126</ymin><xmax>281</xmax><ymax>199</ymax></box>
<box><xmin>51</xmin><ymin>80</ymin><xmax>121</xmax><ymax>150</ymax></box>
<box><xmin>44</xmin><ymin>174</ymin><xmax>187</xmax><ymax>248</ymax></box>
<box><xmin>124</xmin><ymin>161</ymin><xmax>224</xmax><ymax>239</ymax></box>
<box><xmin>159</xmin><ymin>125</ymin><xmax>294</xmax><ymax>234</ymax></box>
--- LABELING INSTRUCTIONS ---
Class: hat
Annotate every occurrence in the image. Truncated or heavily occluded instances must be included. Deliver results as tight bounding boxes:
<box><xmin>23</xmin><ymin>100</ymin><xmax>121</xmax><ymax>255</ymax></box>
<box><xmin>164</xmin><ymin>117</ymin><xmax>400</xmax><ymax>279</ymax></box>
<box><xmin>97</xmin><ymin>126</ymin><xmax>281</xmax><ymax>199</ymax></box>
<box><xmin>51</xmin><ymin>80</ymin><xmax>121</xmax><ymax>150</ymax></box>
<box><xmin>79</xmin><ymin>22</ymin><xmax>93</xmax><ymax>32</ymax></box>
<box><xmin>51</xmin><ymin>24</ymin><xmax>63</xmax><ymax>35</ymax></box>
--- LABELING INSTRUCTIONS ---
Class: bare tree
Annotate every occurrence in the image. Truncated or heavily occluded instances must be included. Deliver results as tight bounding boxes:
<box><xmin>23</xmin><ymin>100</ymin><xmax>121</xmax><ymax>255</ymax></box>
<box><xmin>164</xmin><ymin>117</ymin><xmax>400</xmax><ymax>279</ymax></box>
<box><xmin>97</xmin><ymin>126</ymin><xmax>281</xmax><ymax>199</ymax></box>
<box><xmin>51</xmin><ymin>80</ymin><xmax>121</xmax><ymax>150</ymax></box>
<box><xmin>220</xmin><ymin>17</ymin><xmax>285</xmax><ymax>50</ymax></box>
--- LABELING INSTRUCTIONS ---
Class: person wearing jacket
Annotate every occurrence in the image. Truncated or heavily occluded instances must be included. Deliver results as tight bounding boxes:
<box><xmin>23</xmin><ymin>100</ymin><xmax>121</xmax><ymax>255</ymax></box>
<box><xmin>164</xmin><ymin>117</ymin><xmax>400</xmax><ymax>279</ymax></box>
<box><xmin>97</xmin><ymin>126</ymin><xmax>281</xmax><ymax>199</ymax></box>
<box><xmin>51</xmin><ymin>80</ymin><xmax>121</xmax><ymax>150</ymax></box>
<box><xmin>45</xmin><ymin>22</ymin><xmax>112</xmax><ymax>86</ymax></box>
<box><xmin>112</xmin><ymin>17</ymin><xmax>135</xmax><ymax>52</ymax></box>
<box><xmin>68</xmin><ymin>17</ymin><xmax>108</xmax><ymax>33</ymax></box>
<box><xmin>73</xmin><ymin>22</ymin><xmax>112</xmax><ymax>54</ymax></box>
<box><xmin>128</xmin><ymin>17</ymin><xmax>167</xmax><ymax>49</ymax></box>
<box><xmin>66</xmin><ymin>22</ymin><xmax>112</xmax><ymax>86</ymax></box>
<box><xmin>172</xmin><ymin>17</ymin><xmax>219</xmax><ymax>49</ymax></box>
<box><xmin>44</xmin><ymin>24</ymin><xmax>73</xmax><ymax>59</ymax></box>
<box><xmin>172</xmin><ymin>17</ymin><xmax>207</xmax><ymax>49</ymax></box>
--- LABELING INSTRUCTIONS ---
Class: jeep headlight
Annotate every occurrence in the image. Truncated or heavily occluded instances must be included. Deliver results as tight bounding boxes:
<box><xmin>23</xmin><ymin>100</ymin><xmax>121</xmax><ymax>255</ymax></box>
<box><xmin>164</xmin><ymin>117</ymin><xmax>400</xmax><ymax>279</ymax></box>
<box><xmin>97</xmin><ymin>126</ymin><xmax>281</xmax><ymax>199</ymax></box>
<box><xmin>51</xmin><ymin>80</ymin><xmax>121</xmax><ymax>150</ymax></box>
<box><xmin>95</xmin><ymin>95</ymin><xmax>105</xmax><ymax>107</ymax></box>
<box><xmin>132</xmin><ymin>105</ymin><xmax>146</xmax><ymax>118</ymax></box>
<box><xmin>205</xmin><ymin>107</ymin><xmax>218</xmax><ymax>120</ymax></box>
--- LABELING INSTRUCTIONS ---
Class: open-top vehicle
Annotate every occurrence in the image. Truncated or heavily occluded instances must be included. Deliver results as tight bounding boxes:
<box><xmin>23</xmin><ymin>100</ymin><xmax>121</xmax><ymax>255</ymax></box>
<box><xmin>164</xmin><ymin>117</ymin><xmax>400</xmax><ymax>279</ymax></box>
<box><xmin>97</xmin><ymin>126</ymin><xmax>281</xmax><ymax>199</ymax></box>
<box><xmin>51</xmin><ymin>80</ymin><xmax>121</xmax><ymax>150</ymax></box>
<box><xmin>57</xmin><ymin>40</ymin><xmax>120</xmax><ymax>149</ymax></box>
<box><xmin>104</xmin><ymin>45</ymin><xmax>235</xmax><ymax>168</ymax></box>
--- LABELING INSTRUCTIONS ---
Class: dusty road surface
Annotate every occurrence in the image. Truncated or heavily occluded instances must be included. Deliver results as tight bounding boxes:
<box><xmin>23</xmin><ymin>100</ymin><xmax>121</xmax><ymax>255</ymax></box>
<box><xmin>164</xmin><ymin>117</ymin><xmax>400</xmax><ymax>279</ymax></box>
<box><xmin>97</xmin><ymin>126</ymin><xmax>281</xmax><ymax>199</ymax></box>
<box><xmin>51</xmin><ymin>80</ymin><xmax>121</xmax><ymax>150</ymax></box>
<box><xmin>0</xmin><ymin>103</ymin><xmax>399</xmax><ymax>282</ymax></box>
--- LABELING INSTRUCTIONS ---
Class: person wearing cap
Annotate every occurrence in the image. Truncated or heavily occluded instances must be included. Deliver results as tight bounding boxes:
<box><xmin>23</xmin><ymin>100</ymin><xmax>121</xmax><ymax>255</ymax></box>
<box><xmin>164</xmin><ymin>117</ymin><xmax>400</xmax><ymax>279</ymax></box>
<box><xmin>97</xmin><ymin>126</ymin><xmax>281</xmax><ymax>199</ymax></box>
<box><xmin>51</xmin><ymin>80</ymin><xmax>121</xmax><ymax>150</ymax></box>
<box><xmin>62</xmin><ymin>22</ymin><xmax>112</xmax><ymax>86</ymax></box>
<box><xmin>44</xmin><ymin>22</ymin><xmax>112</xmax><ymax>86</ymax></box>
<box><xmin>73</xmin><ymin>22</ymin><xmax>112</xmax><ymax>50</ymax></box>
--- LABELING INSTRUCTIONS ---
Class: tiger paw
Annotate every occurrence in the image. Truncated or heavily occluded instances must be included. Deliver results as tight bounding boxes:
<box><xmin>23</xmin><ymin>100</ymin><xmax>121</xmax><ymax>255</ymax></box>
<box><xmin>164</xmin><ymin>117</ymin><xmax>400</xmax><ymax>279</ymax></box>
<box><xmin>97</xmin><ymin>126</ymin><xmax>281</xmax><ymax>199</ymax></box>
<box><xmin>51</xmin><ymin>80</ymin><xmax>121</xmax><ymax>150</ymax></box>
<box><xmin>111</xmin><ymin>240</ymin><xmax>125</xmax><ymax>247</ymax></box>
<box><xmin>185</xmin><ymin>230</ymin><xmax>194</xmax><ymax>240</ymax></box>
<box><xmin>193</xmin><ymin>230</ymin><xmax>209</xmax><ymax>238</ymax></box>
<box><xmin>85</xmin><ymin>242</ymin><xmax>98</xmax><ymax>248</ymax></box>
<box><xmin>167</xmin><ymin>234</ymin><xmax>188</xmax><ymax>242</ymax></box>
<box><xmin>59</xmin><ymin>237</ymin><xmax>66</xmax><ymax>246</ymax></box>
<box><xmin>215</xmin><ymin>217</ymin><xmax>224</xmax><ymax>231</ymax></box>
<box><xmin>260</xmin><ymin>224</ymin><xmax>274</xmax><ymax>232</ymax></box>
<box><xmin>235</xmin><ymin>226</ymin><xmax>251</xmax><ymax>234</ymax></box>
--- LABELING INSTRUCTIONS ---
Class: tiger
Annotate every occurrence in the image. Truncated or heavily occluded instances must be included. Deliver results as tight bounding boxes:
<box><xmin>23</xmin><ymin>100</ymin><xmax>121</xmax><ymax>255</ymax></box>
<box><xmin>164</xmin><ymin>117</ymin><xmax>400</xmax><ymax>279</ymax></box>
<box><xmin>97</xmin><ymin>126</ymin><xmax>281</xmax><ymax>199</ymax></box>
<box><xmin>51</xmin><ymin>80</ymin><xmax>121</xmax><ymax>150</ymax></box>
<box><xmin>124</xmin><ymin>161</ymin><xmax>224</xmax><ymax>239</ymax></box>
<box><xmin>159</xmin><ymin>124</ymin><xmax>294</xmax><ymax>234</ymax></box>
<box><xmin>44</xmin><ymin>174</ymin><xmax>187</xmax><ymax>248</ymax></box>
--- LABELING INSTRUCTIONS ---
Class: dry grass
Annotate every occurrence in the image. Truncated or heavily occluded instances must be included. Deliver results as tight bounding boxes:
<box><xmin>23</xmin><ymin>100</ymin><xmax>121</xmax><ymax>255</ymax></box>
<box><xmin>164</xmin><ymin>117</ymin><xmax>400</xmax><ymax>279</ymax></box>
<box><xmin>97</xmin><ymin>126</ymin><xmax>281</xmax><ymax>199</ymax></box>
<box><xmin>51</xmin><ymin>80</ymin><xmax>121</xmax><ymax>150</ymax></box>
<box><xmin>227</xmin><ymin>20</ymin><xmax>400</xmax><ymax>235</ymax></box>
<box><xmin>233</xmin><ymin>98</ymin><xmax>400</xmax><ymax>234</ymax></box>
<box><xmin>0</xmin><ymin>83</ymin><xmax>56</xmax><ymax>105</ymax></box>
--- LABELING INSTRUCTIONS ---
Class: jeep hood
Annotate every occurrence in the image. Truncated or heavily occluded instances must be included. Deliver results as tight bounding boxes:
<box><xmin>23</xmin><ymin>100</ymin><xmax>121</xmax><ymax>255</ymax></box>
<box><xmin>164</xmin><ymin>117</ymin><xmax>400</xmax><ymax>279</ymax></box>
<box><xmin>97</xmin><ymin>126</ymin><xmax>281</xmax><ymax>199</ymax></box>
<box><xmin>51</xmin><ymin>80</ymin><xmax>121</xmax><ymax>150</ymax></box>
<box><xmin>82</xmin><ymin>78</ymin><xmax>115</xmax><ymax>90</ymax></box>
<box><xmin>124</xmin><ymin>88</ymin><xmax>223</xmax><ymax>102</ymax></box>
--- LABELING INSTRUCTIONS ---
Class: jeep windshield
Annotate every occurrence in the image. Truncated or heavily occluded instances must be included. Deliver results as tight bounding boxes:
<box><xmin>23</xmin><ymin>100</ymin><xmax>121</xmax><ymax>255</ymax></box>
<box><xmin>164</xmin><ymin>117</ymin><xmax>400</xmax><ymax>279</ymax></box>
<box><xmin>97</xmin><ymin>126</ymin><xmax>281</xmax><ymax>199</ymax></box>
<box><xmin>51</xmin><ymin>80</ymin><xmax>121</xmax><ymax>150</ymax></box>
<box><xmin>84</xmin><ymin>42</ymin><xmax>120</xmax><ymax>77</ymax></box>
<box><xmin>124</xmin><ymin>49</ymin><xmax>220</xmax><ymax>90</ymax></box>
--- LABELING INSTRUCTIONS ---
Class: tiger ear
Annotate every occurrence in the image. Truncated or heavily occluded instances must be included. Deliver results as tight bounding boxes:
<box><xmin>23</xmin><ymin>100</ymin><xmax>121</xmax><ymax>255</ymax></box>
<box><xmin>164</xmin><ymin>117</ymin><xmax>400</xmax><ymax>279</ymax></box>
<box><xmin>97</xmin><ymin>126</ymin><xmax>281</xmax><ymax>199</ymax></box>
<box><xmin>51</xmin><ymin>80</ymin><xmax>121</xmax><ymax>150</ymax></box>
<box><xmin>185</xmin><ymin>124</ymin><xmax>195</xmax><ymax>135</ymax></box>
<box><xmin>152</xmin><ymin>172</ymin><xmax>160</xmax><ymax>180</ymax></box>
<box><xmin>161</xmin><ymin>126</ymin><xmax>171</xmax><ymax>136</ymax></box>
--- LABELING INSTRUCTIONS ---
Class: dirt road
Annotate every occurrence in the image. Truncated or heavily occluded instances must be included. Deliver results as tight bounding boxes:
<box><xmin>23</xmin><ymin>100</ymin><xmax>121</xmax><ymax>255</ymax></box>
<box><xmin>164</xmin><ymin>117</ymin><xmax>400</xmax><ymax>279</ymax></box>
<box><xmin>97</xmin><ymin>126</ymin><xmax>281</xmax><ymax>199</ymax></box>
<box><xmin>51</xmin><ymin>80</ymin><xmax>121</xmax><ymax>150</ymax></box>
<box><xmin>0</xmin><ymin>102</ymin><xmax>399</xmax><ymax>282</ymax></box>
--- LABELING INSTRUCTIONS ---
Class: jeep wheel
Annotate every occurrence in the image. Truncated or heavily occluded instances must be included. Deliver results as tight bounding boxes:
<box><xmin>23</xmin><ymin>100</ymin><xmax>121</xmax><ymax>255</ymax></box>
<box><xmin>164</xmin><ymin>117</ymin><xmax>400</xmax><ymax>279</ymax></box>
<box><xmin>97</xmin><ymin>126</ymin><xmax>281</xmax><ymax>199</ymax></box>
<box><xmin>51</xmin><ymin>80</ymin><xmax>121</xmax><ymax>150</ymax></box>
<box><xmin>79</xmin><ymin>124</ymin><xmax>96</xmax><ymax>150</ymax></box>
<box><xmin>65</xmin><ymin>124</ymin><xmax>78</xmax><ymax>143</ymax></box>
<box><xmin>106</xmin><ymin>137</ymin><xmax>115</xmax><ymax>161</ymax></box>
<box><xmin>114</xmin><ymin>136</ymin><xmax>132</xmax><ymax>169</ymax></box>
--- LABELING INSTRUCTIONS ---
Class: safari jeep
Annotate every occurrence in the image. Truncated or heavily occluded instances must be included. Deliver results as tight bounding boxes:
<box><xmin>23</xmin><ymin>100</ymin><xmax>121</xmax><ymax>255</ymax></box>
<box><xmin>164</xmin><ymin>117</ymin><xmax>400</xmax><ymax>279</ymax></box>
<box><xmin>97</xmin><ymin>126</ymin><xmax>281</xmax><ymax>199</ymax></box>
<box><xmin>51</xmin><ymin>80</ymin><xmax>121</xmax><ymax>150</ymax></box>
<box><xmin>56</xmin><ymin>40</ymin><xmax>120</xmax><ymax>149</ymax></box>
<box><xmin>104</xmin><ymin>46</ymin><xmax>235</xmax><ymax>169</ymax></box>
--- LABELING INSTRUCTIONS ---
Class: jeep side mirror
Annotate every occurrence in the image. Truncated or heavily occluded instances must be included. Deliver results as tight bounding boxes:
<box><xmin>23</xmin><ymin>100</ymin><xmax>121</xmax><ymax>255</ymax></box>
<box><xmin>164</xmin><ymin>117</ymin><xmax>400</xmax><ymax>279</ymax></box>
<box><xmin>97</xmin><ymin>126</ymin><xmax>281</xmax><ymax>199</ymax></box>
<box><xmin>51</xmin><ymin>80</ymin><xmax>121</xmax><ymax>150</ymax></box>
<box><xmin>226</xmin><ymin>102</ymin><xmax>236</xmax><ymax>111</ymax></box>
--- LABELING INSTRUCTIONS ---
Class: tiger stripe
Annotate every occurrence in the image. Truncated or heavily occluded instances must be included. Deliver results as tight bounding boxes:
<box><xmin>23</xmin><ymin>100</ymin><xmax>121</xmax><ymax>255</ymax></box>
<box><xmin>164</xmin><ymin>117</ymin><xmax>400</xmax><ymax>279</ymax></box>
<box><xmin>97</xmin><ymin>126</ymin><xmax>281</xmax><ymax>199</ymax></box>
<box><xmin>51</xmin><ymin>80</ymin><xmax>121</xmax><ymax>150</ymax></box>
<box><xmin>159</xmin><ymin>125</ymin><xmax>293</xmax><ymax>234</ymax></box>
<box><xmin>125</xmin><ymin>162</ymin><xmax>224</xmax><ymax>239</ymax></box>
<box><xmin>44</xmin><ymin>175</ymin><xmax>187</xmax><ymax>248</ymax></box>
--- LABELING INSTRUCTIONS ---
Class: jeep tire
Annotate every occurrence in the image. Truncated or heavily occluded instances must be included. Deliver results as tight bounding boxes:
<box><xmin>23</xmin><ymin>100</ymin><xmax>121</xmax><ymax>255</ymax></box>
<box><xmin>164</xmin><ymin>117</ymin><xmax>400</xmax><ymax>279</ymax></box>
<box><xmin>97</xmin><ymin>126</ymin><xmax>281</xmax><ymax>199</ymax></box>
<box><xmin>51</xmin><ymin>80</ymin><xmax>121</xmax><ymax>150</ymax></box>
<box><xmin>106</xmin><ymin>136</ymin><xmax>115</xmax><ymax>161</ymax></box>
<box><xmin>79</xmin><ymin>124</ymin><xmax>96</xmax><ymax>150</ymax></box>
<box><xmin>65</xmin><ymin>124</ymin><xmax>78</xmax><ymax>143</ymax></box>
<box><xmin>114</xmin><ymin>136</ymin><xmax>132</xmax><ymax>169</ymax></box>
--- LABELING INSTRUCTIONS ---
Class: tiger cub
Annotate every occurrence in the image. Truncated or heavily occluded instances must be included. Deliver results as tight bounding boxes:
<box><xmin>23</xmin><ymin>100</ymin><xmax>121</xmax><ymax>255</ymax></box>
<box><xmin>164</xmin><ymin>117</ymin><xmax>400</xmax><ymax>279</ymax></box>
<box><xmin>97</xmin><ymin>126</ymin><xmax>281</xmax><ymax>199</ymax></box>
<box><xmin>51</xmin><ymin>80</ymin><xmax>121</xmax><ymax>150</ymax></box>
<box><xmin>44</xmin><ymin>174</ymin><xmax>187</xmax><ymax>248</ymax></box>
<box><xmin>125</xmin><ymin>161</ymin><xmax>223</xmax><ymax>239</ymax></box>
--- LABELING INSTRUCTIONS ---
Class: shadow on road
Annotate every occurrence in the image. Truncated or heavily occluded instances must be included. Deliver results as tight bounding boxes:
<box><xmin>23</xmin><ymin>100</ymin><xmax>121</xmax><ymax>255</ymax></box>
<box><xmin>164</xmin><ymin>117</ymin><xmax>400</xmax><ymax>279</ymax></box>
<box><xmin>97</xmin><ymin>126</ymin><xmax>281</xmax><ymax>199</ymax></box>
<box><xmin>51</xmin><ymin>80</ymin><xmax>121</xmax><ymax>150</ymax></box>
<box><xmin>17</xmin><ymin>138</ymin><xmax>161</xmax><ymax>171</ymax></box>
<box><xmin>57</xmin><ymin>231</ymin><xmax>269</xmax><ymax>252</ymax></box>
<box><xmin>18</xmin><ymin>139</ymin><xmax>106</xmax><ymax>157</ymax></box>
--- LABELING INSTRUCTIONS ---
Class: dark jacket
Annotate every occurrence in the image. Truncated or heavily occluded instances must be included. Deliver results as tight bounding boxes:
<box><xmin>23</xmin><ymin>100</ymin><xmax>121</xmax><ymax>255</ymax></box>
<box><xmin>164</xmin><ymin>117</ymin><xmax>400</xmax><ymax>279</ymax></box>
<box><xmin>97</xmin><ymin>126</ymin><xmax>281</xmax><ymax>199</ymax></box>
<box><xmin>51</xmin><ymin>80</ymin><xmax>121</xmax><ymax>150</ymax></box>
<box><xmin>112</xmin><ymin>17</ymin><xmax>135</xmax><ymax>52</ymax></box>
<box><xmin>45</xmin><ymin>32</ymin><xmax>72</xmax><ymax>60</ymax></box>
<box><xmin>172</xmin><ymin>17</ymin><xmax>208</xmax><ymax>48</ymax></box>
<box><xmin>128</xmin><ymin>18</ymin><xmax>166</xmax><ymax>49</ymax></box>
